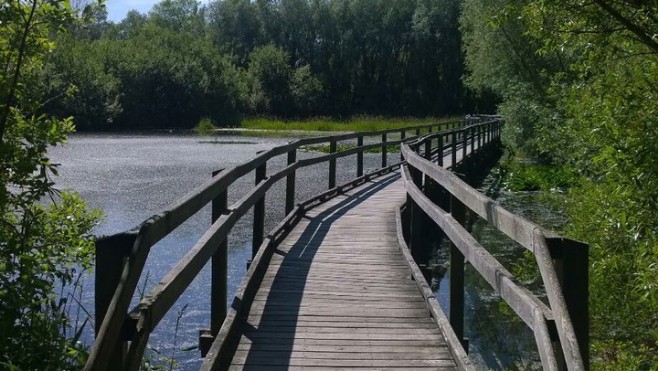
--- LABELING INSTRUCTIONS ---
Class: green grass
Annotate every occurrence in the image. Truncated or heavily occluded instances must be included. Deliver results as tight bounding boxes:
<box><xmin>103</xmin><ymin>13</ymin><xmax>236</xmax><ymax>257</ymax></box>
<box><xmin>194</xmin><ymin>117</ymin><xmax>218</xmax><ymax>135</ymax></box>
<box><xmin>239</xmin><ymin>116</ymin><xmax>460</xmax><ymax>133</ymax></box>
<box><xmin>501</xmin><ymin>161</ymin><xmax>578</xmax><ymax>192</ymax></box>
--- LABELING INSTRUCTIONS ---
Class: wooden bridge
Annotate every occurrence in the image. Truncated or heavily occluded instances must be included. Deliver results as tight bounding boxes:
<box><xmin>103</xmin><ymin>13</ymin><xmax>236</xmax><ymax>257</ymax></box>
<box><xmin>85</xmin><ymin>116</ymin><xmax>589</xmax><ymax>371</ymax></box>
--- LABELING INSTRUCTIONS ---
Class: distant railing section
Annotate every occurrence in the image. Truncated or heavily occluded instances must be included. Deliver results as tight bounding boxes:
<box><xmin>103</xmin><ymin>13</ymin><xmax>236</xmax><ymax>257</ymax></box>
<box><xmin>400</xmin><ymin>116</ymin><xmax>589</xmax><ymax>371</ymax></box>
<box><xmin>85</xmin><ymin>119</ymin><xmax>469</xmax><ymax>371</ymax></box>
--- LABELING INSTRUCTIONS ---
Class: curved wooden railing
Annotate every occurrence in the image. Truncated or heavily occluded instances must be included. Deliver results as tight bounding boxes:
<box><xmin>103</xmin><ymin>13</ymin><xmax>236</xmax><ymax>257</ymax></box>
<box><xmin>400</xmin><ymin>118</ymin><xmax>589</xmax><ymax>371</ymax></box>
<box><xmin>85</xmin><ymin>119</ymin><xmax>474</xmax><ymax>371</ymax></box>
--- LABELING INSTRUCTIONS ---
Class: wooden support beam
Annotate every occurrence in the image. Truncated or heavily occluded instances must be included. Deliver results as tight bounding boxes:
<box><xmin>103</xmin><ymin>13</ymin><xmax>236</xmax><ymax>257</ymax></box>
<box><xmin>449</xmin><ymin>196</ymin><xmax>467</xmax><ymax>351</ymax></box>
<box><xmin>357</xmin><ymin>136</ymin><xmax>364</xmax><ymax>177</ymax></box>
<box><xmin>451</xmin><ymin>132</ymin><xmax>457</xmax><ymax>169</ymax></box>
<box><xmin>253</xmin><ymin>162</ymin><xmax>266</xmax><ymax>258</ymax></box>
<box><xmin>285</xmin><ymin>150</ymin><xmax>296</xmax><ymax>215</ymax></box>
<box><xmin>547</xmin><ymin>238</ymin><xmax>590</xmax><ymax>371</ymax></box>
<box><xmin>400</xmin><ymin>130</ymin><xmax>406</xmax><ymax>161</ymax></box>
<box><xmin>381</xmin><ymin>133</ymin><xmax>388</xmax><ymax>168</ymax></box>
<box><xmin>329</xmin><ymin>139</ymin><xmax>337</xmax><ymax>189</ymax></box>
<box><xmin>94</xmin><ymin>233</ymin><xmax>135</xmax><ymax>371</ymax></box>
<box><xmin>438</xmin><ymin>135</ymin><xmax>444</xmax><ymax>167</ymax></box>
<box><xmin>200</xmin><ymin>169</ymin><xmax>229</xmax><ymax>357</ymax></box>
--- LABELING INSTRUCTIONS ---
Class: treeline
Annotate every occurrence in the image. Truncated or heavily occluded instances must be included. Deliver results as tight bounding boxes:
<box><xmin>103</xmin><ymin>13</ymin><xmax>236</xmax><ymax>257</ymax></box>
<box><xmin>461</xmin><ymin>0</ymin><xmax>658</xmax><ymax>367</ymax></box>
<box><xmin>41</xmin><ymin>0</ymin><xmax>485</xmax><ymax>131</ymax></box>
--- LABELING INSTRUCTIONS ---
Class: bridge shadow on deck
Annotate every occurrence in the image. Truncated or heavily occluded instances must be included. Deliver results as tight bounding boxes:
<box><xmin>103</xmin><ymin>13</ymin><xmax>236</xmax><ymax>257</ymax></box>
<box><xmin>238</xmin><ymin>173</ymin><xmax>400</xmax><ymax>369</ymax></box>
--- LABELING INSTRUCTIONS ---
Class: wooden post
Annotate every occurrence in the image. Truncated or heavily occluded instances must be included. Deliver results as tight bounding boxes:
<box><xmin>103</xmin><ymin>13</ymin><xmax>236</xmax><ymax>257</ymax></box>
<box><xmin>211</xmin><ymin>170</ymin><xmax>228</xmax><ymax>335</ymax></box>
<box><xmin>477</xmin><ymin>125</ymin><xmax>481</xmax><ymax>149</ymax></box>
<box><xmin>438</xmin><ymin>135</ymin><xmax>444</xmax><ymax>167</ymax></box>
<box><xmin>329</xmin><ymin>139</ymin><xmax>337</xmax><ymax>189</ymax></box>
<box><xmin>423</xmin><ymin>139</ymin><xmax>432</xmax><ymax>190</ymax></box>
<box><xmin>253</xmin><ymin>162</ymin><xmax>266</xmax><ymax>258</ymax></box>
<box><xmin>357</xmin><ymin>136</ymin><xmax>364</xmax><ymax>177</ymax></box>
<box><xmin>462</xmin><ymin>128</ymin><xmax>467</xmax><ymax>159</ymax></box>
<box><xmin>200</xmin><ymin>170</ymin><xmax>229</xmax><ymax>357</ymax></box>
<box><xmin>285</xmin><ymin>150</ymin><xmax>296</xmax><ymax>215</ymax></box>
<box><xmin>487</xmin><ymin>123</ymin><xmax>491</xmax><ymax>143</ymax></box>
<box><xmin>400</xmin><ymin>130</ymin><xmax>406</xmax><ymax>161</ymax></box>
<box><xmin>416</xmin><ymin>128</ymin><xmax>421</xmax><ymax>136</ymax></box>
<box><xmin>409</xmin><ymin>166</ymin><xmax>424</xmax><ymax>262</ymax></box>
<box><xmin>451</xmin><ymin>131</ymin><xmax>457</xmax><ymax>168</ymax></box>
<box><xmin>470</xmin><ymin>127</ymin><xmax>475</xmax><ymax>153</ymax></box>
<box><xmin>548</xmin><ymin>238</ymin><xmax>590</xmax><ymax>370</ymax></box>
<box><xmin>95</xmin><ymin>233</ymin><xmax>135</xmax><ymax>370</ymax></box>
<box><xmin>450</xmin><ymin>196</ymin><xmax>467</xmax><ymax>351</ymax></box>
<box><xmin>381</xmin><ymin>133</ymin><xmax>387</xmax><ymax>168</ymax></box>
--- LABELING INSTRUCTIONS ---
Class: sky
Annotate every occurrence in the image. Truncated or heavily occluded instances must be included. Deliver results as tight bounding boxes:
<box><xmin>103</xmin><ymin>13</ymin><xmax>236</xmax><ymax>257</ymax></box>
<box><xmin>105</xmin><ymin>0</ymin><xmax>207</xmax><ymax>22</ymax></box>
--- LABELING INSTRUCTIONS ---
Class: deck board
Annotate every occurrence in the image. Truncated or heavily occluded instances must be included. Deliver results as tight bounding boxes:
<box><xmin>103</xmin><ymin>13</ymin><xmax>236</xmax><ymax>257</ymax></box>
<box><xmin>229</xmin><ymin>172</ymin><xmax>457</xmax><ymax>370</ymax></box>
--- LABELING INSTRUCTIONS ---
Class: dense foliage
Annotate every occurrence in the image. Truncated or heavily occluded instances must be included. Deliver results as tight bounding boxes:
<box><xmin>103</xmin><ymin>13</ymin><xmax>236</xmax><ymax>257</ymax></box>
<box><xmin>462</xmin><ymin>0</ymin><xmax>658</xmax><ymax>367</ymax></box>
<box><xmin>40</xmin><ymin>0</ymin><xmax>485</xmax><ymax>130</ymax></box>
<box><xmin>0</xmin><ymin>0</ymin><xmax>101</xmax><ymax>368</ymax></box>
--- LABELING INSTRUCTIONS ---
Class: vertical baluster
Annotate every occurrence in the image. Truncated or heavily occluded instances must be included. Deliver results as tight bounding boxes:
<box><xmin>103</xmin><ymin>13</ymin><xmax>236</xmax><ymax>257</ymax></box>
<box><xmin>450</xmin><ymin>196</ymin><xmax>468</xmax><ymax>351</ymax></box>
<box><xmin>357</xmin><ymin>136</ymin><xmax>364</xmax><ymax>177</ymax></box>
<box><xmin>451</xmin><ymin>131</ymin><xmax>457</xmax><ymax>168</ymax></box>
<box><xmin>381</xmin><ymin>133</ymin><xmax>387</xmax><ymax>168</ymax></box>
<box><xmin>95</xmin><ymin>234</ymin><xmax>134</xmax><ymax>370</ymax></box>
<box><xmin>200</xmin><ymin>170</ymin><xmax>229</xmax><ymax>357</ymax></box>
<box><xmin>329</xmin><ymin>139</ymin><xmax>337</xmax><ymax>188</ymax></box>
<box><xmin>438</xmin><ymin>134</ymin><xmax>444</xmax><ymax>167</ymax></box>
<box><xmin>400</xmin><ymin>130</ymin><xmax>406</xmax><ymax>161</ymax></box>
<box><xmin>253</xmin><ymin>162</ymin><xmax>266</xmax><ymax>258</ymax></box>
<box><xmin>462</xmin><ymin>128</ymin><xmax>467</xmax><ymax>159</ymax></box>
<box><xmin>285</xmin><ymin>150</ymin><xmax>296</xmax><ymax>215</ymax></box>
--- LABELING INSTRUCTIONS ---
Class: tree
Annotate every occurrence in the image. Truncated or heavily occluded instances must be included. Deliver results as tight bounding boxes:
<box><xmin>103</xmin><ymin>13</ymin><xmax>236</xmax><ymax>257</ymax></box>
<box><xmin>461</xmin><ymin>0</ymin><xmax>658</xmax><ymax>366</ymax></box>
<box><xmin>0</xmin><ymin>1</ymin><xmax>101</xmax><ymax>368</ymax></box>
<box><xmin>248</xmin><ymin>44</ymin><xmax>293</xmax><ymax>115</ymax></box>
<box><xmin>150</xmin><ymin>0</ymin><xmax>205</xmax><ymax>34</ymax></box>
<box><xmin>290</xmin><ymin>65</ymin><xmax>323</xmax><ymax>116</ymax></box>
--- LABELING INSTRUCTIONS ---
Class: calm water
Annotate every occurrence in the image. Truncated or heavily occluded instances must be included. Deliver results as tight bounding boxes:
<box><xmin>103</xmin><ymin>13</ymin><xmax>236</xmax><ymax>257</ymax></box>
<box><xmin>48</xmin><ymin>132</ymin><xmax>388</xmax><ymax>369</ymax></box>
<box><xmin>432</xmin><ymin>174</ymin><xmax>568</xmax><ymax>370</ymax></box>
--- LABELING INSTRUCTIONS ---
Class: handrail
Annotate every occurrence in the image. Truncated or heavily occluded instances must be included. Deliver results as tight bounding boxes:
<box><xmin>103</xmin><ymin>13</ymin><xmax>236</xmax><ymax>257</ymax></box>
<box><xmin>400</xmin><ymin>118</ymin><xmax>589</xmax><ymax>371</ymax></box>
<box><xmin>85</xmin><ymin>119</ymin><xmax>470</xmax><ymax>371</ymax></box>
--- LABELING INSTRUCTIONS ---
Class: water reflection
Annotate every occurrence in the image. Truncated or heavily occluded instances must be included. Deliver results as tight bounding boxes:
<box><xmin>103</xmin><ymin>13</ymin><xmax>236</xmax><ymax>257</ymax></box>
<box><xmin>431</xmin><ymin>173</ymin><xmax>568</xmax><ymax>370</ymax></box>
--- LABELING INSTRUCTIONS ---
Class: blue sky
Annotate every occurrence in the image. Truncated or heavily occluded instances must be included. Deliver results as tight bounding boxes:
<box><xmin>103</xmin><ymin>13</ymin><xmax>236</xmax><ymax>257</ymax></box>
<box><xmin>105</xmin><ymin>0</ymin><xmax>207</xmax><ymax>22</ymax></box>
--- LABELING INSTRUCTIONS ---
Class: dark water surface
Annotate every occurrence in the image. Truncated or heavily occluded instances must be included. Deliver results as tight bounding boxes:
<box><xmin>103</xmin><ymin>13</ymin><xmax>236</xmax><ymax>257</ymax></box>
<box><xmin>432</xmin><ymin>174</ymin><xmax>568</xmax><ymax>370</ymax></box>
<box><xmin>48</xmin><ymin>133</ymin><xmax>388</xmax><ymax>369</ymax></box>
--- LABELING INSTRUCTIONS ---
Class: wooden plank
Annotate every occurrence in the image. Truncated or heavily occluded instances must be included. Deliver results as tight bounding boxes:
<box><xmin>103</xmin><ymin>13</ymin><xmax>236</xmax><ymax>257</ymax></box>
<box><xmin>246</xmin><ymin>322</ymin><xmax>439</xmax><ymax>330</ymax></box>
<box><xmin>243</xmin><ymin>327</ymin><xmax>443</xmax><ymax>336</ymax></box>
<box><xmin>232</xmin><ymin>349</ymin><xmax>452</xmax><ymax>360</ymax></box>
<box><xmin>230</xmin><ymin>358</ymin><xmax>455</xmax><ymax>367</ymax></box>
<box><xmin>228</xmin><ymin>365</ymin><xmax>451</xmax><ymax>371</ymax></box>
<box><xmin>246</xmin><ymin>314</ymin><xmax>436</xmax><ymax>324</ymax></box>
<box><xmin>241</xmin><ymin>308</ymin><xmax>431</xmax><ymax>318</ymax></box>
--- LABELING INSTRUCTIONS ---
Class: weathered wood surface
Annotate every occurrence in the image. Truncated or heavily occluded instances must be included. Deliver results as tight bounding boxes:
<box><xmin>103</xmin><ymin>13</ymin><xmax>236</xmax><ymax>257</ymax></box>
<box><xmin>228</xmin><ymin>172</ymin><xmax>457</xmax><ymax>370</ymax></box>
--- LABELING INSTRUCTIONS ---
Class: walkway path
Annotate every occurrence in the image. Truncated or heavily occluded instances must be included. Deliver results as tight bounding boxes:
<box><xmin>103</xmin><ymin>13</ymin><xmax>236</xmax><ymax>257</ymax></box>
<box><xmin>229</xmin><ymin>172</ymin><xmax>457</xmax><ymax>370</ymax></box>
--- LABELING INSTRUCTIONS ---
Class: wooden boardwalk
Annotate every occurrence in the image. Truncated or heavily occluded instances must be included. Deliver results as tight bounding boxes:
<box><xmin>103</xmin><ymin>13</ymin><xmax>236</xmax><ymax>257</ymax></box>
<box><xmin>92</xmin><ymin>118</ymin><xmax>580</xmax><ymax>371</ymax></box>
<box><xmin>229</xmin><ymin>172</ymin><xmax>457</xmax><ymax>370</ymax></box>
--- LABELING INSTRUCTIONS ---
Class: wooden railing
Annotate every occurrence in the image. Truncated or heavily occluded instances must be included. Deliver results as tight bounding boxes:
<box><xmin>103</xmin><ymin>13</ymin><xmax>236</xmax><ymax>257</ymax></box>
<box><xmin>85</xmin><ymin>119</ymin><xmax>469</xmax><ymax>371</ymax></box>
<box><xmin>400</xmin><ymin>117</ymin><xmax>589</xmax><ymax>371</ymax></box>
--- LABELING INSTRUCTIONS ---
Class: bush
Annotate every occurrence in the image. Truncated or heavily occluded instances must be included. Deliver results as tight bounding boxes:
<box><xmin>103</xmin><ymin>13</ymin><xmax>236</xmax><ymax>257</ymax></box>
<box><xmin>194</xmin><ymin>117</ymin><xmax>218</xmax><ymax>135</ymax></box>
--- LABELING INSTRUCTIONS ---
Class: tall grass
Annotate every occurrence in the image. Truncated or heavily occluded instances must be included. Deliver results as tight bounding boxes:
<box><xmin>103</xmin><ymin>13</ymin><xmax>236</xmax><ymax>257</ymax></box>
<box><xmin>240</xmin><ymin>116</ymin><xmax>460</xmax><ymax>132</ymax></box>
